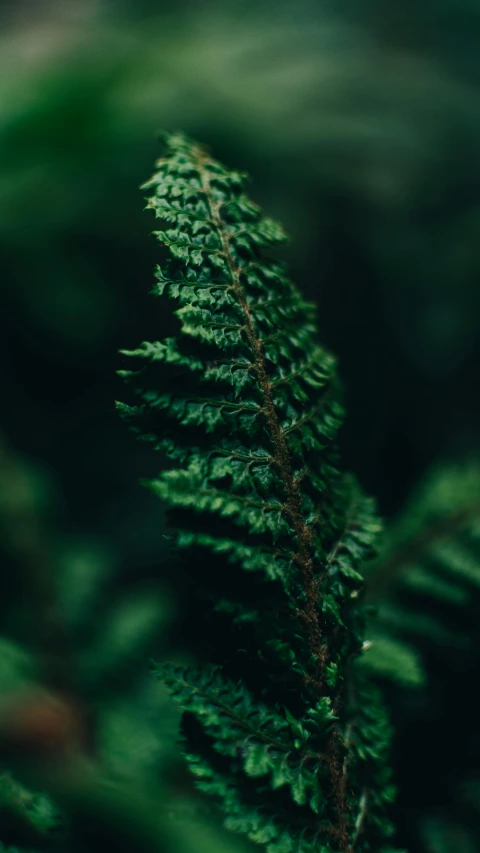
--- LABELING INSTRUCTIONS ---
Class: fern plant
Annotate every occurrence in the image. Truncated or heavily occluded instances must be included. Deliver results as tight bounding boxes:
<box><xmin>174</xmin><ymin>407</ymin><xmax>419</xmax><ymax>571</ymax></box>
<box><xmin>118</xmin><ymin>132</ymin><xmax>400</xmax><ymax>853</ymax></box>
<box><xmin>364</xmin><ymin>460</ymin><xmax>480</xmax><ymax>853</ymax></box>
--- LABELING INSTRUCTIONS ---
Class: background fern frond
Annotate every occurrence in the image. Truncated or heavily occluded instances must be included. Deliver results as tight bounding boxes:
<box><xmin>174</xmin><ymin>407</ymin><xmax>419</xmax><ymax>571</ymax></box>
<box><xmin>364</xmin><ymin>459</ymin><xmax>480</xmax><ymax>853</ymax></box>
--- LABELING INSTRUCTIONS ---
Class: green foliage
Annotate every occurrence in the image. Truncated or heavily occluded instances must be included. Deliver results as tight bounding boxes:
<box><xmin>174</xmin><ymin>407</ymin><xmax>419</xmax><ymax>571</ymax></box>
<box><xmin>0</xmin><ymin>437</ymin><xmax>175</xmax><ymax>853</ymax></box>
<box><xmin>2</xmin><ymin>4</ymin><xmax>480</xmax><ymax>849</ymax></box>
<box><xmin>367</xmin><ymin>459</ymin><xmax>480</xmax><ymax>680</ymax></box>
<box><xmin>364</xmin><ymin>460</ymin><xmax>480</xmax><ymax>853</ymax></box>
<box><xmin>0</xmin><ymin>774</ymin><xmax>60</xmax><ymax>851</ymax></box>
<box><xmin>119</xmin><ymin>132</ymin><xmax>399</xmax><ymax>852</ymax></box>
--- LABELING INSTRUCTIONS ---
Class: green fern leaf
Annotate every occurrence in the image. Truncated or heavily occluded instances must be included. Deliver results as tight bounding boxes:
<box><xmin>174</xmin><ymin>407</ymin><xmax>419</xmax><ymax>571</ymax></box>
<box><xmin>362</xmin><ymin>459</ymin><xmax>480</xmax><ymax>853</ymax></box>
<box><xmin>119</xmin><ymin>132</ymin><xmax>399</xmax><ymax>853</ymax></box>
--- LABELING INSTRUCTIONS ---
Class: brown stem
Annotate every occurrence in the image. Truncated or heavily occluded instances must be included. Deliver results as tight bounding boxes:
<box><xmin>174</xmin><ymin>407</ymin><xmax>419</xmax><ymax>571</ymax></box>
<box><xmin>192</xmin><ymin>150</ymin><xmax>351</xmax><ymax>850</ymax></box>
<box><xmin>196</xmin><ymin>153</ymin><xmax>326</xmax><ymax>679</ymax></box>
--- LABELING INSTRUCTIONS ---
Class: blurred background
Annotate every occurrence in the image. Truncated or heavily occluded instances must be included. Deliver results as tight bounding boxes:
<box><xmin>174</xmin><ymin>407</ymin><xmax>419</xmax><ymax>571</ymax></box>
<box><xmin>0</xmin><ymin>1</ymin><xmax>480</xmax><ymax>852</ymax></box>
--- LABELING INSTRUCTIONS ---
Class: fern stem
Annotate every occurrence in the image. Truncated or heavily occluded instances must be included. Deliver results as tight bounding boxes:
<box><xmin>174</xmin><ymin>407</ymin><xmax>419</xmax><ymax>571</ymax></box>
<box><xmin>196</xmin><ymin>150</ymin><xmax>327</xmax><ymax>678</ymax></box>
<box><xmin>194</xmin><ymin>147</ymin><xmax>354</xmax><ymax>852</ymax></box>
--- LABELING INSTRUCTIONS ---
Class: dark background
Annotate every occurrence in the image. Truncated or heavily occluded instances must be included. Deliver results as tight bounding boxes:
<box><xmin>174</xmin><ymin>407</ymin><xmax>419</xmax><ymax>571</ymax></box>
<box><xmin>1</xmin><ymin>2</ymin><xmax>480</xmax><ymax>850</ymax></box>
<box><xmin>2</xmin><ymin>0</ymin><xmax>480</xmax><ymax>548</ymax></box>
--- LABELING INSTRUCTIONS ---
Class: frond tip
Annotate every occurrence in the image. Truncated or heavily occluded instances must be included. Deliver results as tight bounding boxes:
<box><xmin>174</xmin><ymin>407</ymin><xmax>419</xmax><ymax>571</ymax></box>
<box><xmin>119</xmin><ymin>132</ymin><xmax>400</xmax><ymax>853</ymax></box>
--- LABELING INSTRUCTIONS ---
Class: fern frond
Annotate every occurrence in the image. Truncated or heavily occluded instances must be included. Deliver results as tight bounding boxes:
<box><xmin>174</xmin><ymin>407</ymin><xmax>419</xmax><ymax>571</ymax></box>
<box><xmin>363</xmin><ymin>459</ymin><xmax>480</xmax><ymax>853</ymax></box>
<box><xmin>119</xmin><ymin>132</ymin><xmax>398</xmax><ymax>852</ymax></box>
<box><xmin>365</xmin><ymin>459</ymin><xmax>480</xmax><ymax>671</ymax></box>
